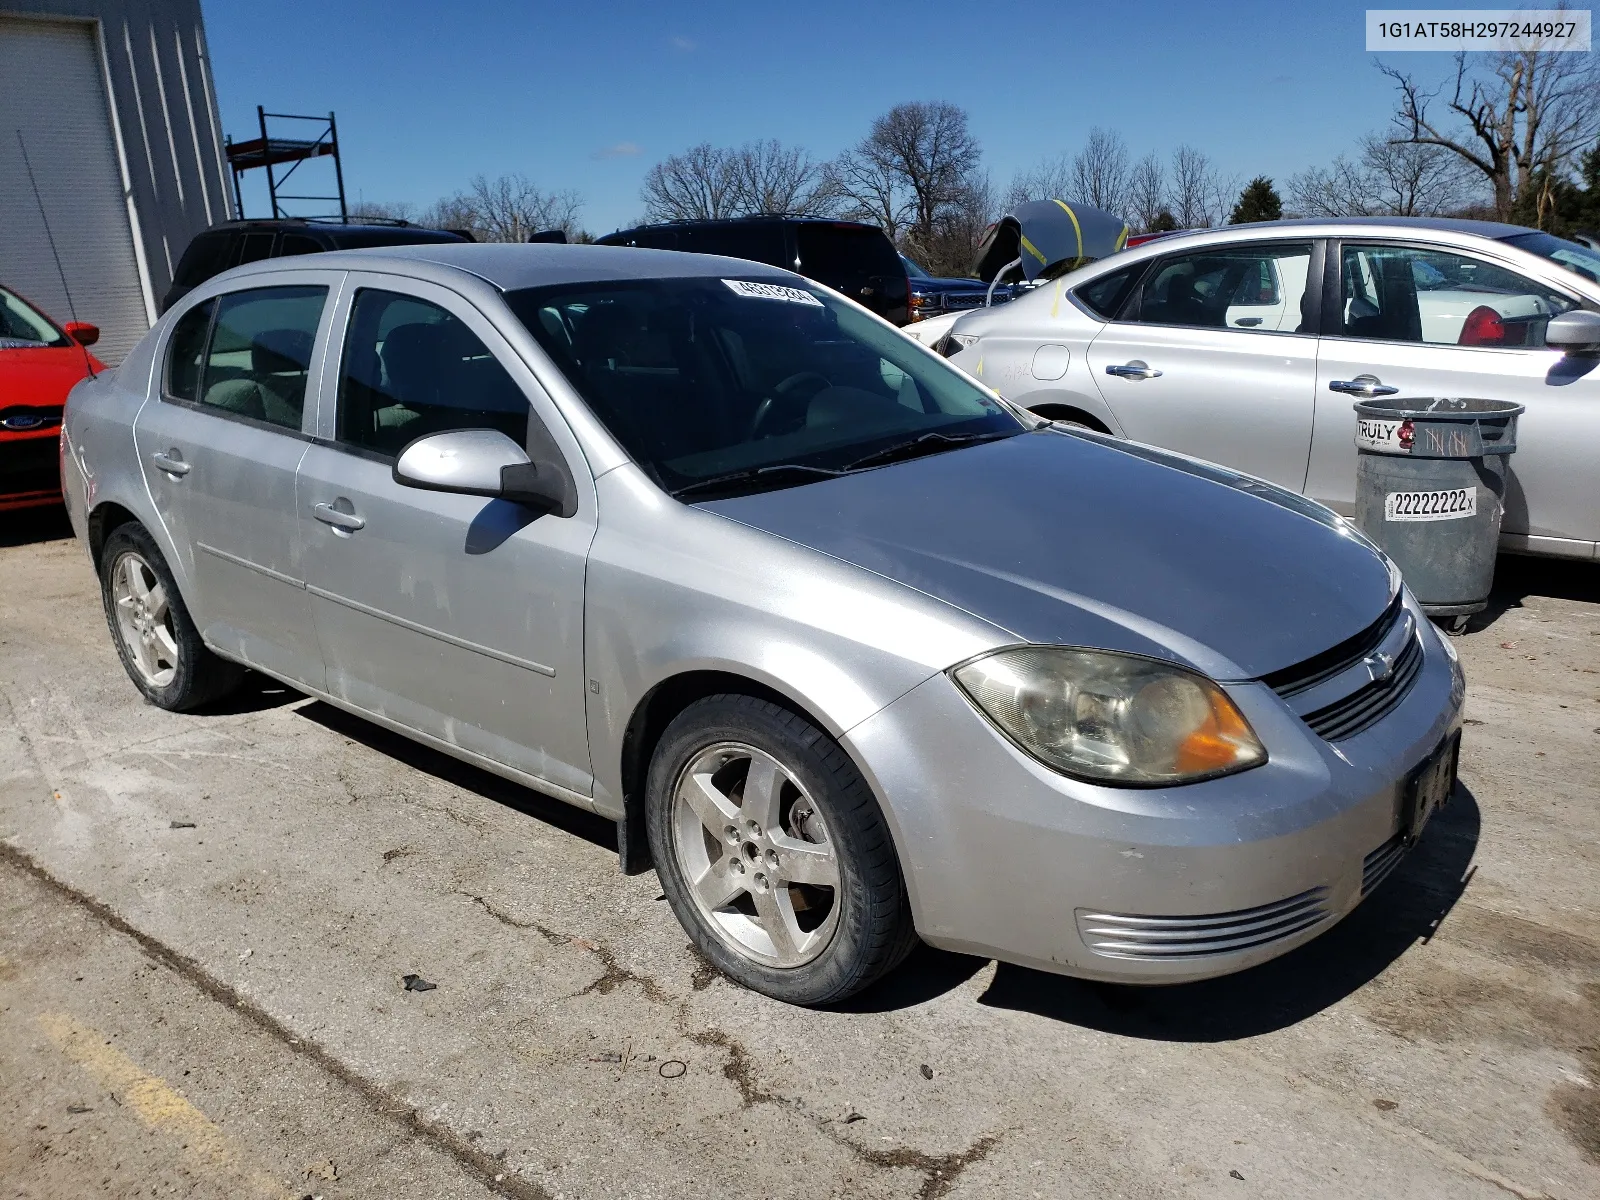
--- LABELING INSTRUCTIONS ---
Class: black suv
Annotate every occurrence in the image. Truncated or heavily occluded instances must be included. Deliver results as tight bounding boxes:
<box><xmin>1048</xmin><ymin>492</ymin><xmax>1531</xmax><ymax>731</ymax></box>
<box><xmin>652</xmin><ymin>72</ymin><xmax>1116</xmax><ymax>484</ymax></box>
<box><xmin>595</xmin><ymin>217</ymin><xmax>910</xmax><ymax>325</ymax></box>
<box><xmin>161</xmin><ymin>220</ymin><xmax>471</xmax><ymax>313</ymax></box>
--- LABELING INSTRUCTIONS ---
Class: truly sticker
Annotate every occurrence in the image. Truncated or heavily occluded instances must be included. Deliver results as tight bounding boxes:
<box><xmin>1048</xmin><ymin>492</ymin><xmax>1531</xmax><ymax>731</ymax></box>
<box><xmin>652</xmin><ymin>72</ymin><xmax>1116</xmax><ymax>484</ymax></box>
<box><xmin>1356</xmin><ymin>417</ymin><xmax>1404</xmax><ymax>452</ymax></box>
<box><xmin>723</xmin><ymin>279</ymin><xmax>824</xmax><ymax>306</ymax></box>
<box><xmin>1385</xmin><ymin>488</ymin><xmax>1477</xmax><ymax>522</ymax></box>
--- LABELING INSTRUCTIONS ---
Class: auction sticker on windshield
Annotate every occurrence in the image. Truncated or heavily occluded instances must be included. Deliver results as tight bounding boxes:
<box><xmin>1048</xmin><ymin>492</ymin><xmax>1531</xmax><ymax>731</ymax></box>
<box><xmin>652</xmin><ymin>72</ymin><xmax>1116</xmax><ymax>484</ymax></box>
<box><xmin>1385</xmin><ymin>488</ymin><xmax>1477</xmax><ymax>522</ymax></box>
<box><xmin>723</xmin><ymin>280</ymin><xmax>823</xmax><ymax>306</ymax></box>
<box><xmin>1357</xmin><ymin>417</ymin><xmax>1404</xmax><ymax>452</ymax></box>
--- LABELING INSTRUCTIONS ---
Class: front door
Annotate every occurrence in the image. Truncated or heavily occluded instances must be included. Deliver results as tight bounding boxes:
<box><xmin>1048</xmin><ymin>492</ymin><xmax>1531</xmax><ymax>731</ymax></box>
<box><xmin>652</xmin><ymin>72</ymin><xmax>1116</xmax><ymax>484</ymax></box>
<box><xmin>1086</xmin><ymin>240</ymin><xmax>1319</xmax><ymax>491</ymax></box>
<box><xmin>133</xmin><ymin>277</ymin><xmax>335</xmax><ymax>687</ymax></box>
<box><xmin>296</xmin><ymin>276</ymin><xmax>597</xmax><ymax>796</ymax></box>
<box><xmin>1309</xmin><ymin>241</ymin><xmax>1600</xmax><ymax>555</ymax></box>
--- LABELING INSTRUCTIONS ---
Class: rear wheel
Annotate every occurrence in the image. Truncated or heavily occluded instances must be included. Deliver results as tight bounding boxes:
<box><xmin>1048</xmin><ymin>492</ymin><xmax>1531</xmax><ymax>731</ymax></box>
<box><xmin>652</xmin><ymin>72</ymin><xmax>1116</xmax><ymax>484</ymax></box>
<box><xmin>99</xmin><ymin>524</ymin><xmax>243</xmax><ymax>711</ymax></box>
<box><xmin>1028</xmin><ymin>405</ymin><xmax>1108</xmax><ymax>433</ymax></box>
<box><xmin>646</xmin><ymin>694</ymin><xmax>916</xmax><ymax>1005</ymax></box>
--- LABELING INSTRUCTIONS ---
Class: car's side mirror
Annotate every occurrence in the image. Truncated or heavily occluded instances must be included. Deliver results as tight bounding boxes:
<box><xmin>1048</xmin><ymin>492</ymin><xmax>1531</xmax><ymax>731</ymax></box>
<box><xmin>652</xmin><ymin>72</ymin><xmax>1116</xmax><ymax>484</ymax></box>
<box><xmin>1545</xmin><ymin>309</ymin><xmax>1600</xmax><ymax>353</ymax></box>
<box><xmin>393</xmin><ymin>428</ymin><xmax>577</xmax><ymax>517</ymax></box>
<box><xmin>64</xmin><ymin>321</ymin><xmax>99</xmax><ymax>347</ymax></box>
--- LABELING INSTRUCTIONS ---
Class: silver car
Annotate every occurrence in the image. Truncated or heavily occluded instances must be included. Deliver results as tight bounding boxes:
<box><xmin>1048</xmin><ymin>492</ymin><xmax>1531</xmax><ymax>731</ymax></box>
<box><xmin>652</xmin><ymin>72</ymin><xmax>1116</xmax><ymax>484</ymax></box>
<box><xmin>62</xmin><ymin>245</ymin><xmax>1463</xmax><ymax>1005</ymax></box>
<box><xmin>940</xmin><ymin>217</ymin><xmax>1600</xmax><ymax>561</ymax></box>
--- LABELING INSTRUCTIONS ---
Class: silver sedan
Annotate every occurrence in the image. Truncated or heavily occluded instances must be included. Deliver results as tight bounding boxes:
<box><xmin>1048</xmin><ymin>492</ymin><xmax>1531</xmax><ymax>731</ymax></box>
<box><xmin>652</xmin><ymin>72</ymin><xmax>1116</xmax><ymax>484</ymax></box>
<box><xmin>63</xmin><ymin>244</ymin><xmax>1462</xmax><ymax>1004</ymax></box>
<box><xmin>940</xmin><ymin>217</ymin><xmax>1600</xmax><ymax>561</ymax></box>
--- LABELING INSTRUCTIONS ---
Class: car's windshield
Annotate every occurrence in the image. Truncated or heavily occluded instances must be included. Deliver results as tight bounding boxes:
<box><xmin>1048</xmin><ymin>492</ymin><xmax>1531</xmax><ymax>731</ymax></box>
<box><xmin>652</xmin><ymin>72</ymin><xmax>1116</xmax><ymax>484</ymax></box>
<box><xmin>901</xmin><ymin>255</ymin><xmax>931</xmax><ymax>279</ymax></box>
<box><xmin>1502</xmin><ymin>230</ymin><xmax>1600</xmax><ymax>284</ymax></box>
<box><xmin>506</xmin><ymin>276</ymin><xmax>1022</xmax><ymax>497</ymax></box>
<box><xmin>0</xmin><ymin>287</ymin><xmax>68</xmax><ymax>348</ymax></box>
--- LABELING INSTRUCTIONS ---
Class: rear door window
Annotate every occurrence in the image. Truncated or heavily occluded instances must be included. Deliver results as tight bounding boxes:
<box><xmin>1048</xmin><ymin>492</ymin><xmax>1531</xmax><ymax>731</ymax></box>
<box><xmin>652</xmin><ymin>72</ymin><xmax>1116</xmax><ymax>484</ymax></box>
<box><xmin>233</xmin><ymin>232</ymin><xmax>277</xmax><ymax>267</ymax></box>
<box><xmin>279</xmin><ymin>234</ymin><xmax>322</xmax><ymax>256</ymax></box>
<box><xmin>1131</xmin><ymin>243</ymin><xmax>1313</xmax><ymax>333</ymax></box>
<box><xmin>677</xmin><ymin>223</ymin><xmax>788</xmax><ymax>267</ymax></box>
<box><xmin>795</xmin><ymin>225</ymin><xmax>899</xmax><ymax>292</ymax></box>
<box><xmin>1074</xmin><ymin>264</ymin><xmax>1142</xmax><ymax>319</ymax></box>
<box><xmin>196</xmin><ymin>286</ymin><xmax>328</xmax><ymax>431</ymax></box>
<box><xmin>173</xmin><ymin>233</ymin><xmax>235</xmax><ymax>288</ymax></box>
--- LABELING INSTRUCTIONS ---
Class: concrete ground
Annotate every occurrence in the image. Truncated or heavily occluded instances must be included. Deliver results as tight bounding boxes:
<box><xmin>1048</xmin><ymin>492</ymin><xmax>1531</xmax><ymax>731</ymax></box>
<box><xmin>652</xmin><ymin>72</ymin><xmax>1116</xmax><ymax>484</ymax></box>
<box><xmin>1</xmin><ymin>506</ymin><xmax>1596</xmax><ymax>1200</ymax></box>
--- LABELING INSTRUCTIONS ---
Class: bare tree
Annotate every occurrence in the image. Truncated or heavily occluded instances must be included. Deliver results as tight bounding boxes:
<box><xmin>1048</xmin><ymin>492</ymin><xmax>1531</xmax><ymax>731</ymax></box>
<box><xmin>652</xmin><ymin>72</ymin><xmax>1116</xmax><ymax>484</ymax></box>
<box><xmin>1169</xmin><ymin>145</ymin><xmax>1232</xmax><ymax>227</ymax></box>
<box><xmin>911</xmin><ymin>173</ymin><xmax>997</xmax><ymax>276</ymax></box>
<box><xmin>432</xmin><ymin>174</ymin><xmax>582</xmax><ymax>241</ymax></box>
<box><xmin>640</xmin><ymin>143</ymin><xmax>742</xmax><ymax>221</ymax></box>
<box><xmin>730</xmin><ymin>139</ymin><xmax>838</xmax><ymax>216</ymax></box>
<box><xmin>1288</xmin><ymin>135</ymin><xmax>1475</xmax><ymax>217</ymax></box>
<box><xmin>1003</xmin><ymin>152</ymin><xmax>1072</xmax><ymax>209</ymax></box>
<box><xmin>1127</xmin><ymin>151</ymin><xmax>1167</xmax><ymax>231</ymax></box>
<box><xmin>348</xmin><ymin>198</ymin><xmax>417</xmax><ymax>223</ymax></box>
<box><xmin>1070</xmin><ymin>127</ymin><xmax>1131</xmax><ymax>215</ymax></box>
<box><xmin>835</xmin><ymin>102</ymin><xmax>981</xmax><ymax>247</ymax></box>
<box><xmin>1382</xmin><ymin>31</ymin><xmax>1600</xmax><ymax>220</ymax></box>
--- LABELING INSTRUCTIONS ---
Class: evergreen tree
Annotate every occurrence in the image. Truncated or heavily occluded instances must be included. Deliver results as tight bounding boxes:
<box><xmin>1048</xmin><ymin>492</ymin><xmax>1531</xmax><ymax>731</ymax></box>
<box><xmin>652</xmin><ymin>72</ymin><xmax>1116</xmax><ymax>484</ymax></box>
<box><xmin>1229</xmin><ymin>176</ymin><xmax>1283</xmax><ymax>224</ymax></box>
<box><xmin>1150</xmin><ymin>209</ymin><xmax>1178</xmax><ymax>232</ymax></box>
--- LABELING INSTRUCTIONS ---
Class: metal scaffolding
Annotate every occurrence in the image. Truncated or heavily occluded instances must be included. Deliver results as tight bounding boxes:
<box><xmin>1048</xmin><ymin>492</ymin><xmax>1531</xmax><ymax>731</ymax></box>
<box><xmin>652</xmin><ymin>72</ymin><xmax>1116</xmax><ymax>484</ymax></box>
<box><xmin>224</xmin><ymin>107</ymin><xmax>347</xmax><ymax>221</ymax></box>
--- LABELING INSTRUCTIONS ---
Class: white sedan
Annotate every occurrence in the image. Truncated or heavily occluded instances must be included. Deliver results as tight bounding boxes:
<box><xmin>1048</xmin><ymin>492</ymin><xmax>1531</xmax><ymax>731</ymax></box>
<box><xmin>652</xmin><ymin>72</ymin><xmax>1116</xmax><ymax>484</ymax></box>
<box><xmin>936</xmin><ymin>217</ymin><xmax>1600</xmax><ymax>561</ymax></box>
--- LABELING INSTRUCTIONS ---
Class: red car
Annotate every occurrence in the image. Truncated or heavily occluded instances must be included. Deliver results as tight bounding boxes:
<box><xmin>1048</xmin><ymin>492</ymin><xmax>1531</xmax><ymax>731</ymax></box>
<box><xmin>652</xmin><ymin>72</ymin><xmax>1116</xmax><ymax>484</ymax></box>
<box><xmin>1</xmin><ymin>285</ymin><xmax>104</xmax><ymax>512</ymax></box>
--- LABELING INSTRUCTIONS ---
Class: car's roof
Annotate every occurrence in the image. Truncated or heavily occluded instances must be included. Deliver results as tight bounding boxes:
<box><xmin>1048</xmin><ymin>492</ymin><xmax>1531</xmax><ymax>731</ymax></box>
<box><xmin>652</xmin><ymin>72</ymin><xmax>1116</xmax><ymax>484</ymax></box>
<box><xmin>233</xmin><ymin>242</ymin><xmax>799</xmax><ymax>290</ymax></box>
<box><xmin>1220</xmin><ymin>215</ymin><xmax>1532</xmax><ymax>239</ymax></box>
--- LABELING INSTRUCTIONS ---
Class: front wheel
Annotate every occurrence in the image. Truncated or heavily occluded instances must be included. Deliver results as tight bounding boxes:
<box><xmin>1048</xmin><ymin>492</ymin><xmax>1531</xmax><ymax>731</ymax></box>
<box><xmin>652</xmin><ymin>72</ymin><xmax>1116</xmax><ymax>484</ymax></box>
<box><xmin>646</xmin><ymin>694</ymin><xmax>916</xmax><ymax>1005</ymax></box>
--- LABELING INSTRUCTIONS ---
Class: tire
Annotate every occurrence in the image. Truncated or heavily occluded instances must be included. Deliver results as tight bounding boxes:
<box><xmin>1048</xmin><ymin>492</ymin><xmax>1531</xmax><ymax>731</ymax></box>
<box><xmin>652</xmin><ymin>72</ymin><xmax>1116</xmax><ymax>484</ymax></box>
<box><xmin>1029</xmin><ymin>407</ymin><xmax>1106</xmax><ymax>434</ymax></box>
<box><xmin>99</xmin><ymin>523</ymin><xmax>243</xmax><ymax>711</ymax></box>
<box><xmin>646</xmin><ymin>694</ymin><xmax>917</xmax><ymax>1005</ymax></box>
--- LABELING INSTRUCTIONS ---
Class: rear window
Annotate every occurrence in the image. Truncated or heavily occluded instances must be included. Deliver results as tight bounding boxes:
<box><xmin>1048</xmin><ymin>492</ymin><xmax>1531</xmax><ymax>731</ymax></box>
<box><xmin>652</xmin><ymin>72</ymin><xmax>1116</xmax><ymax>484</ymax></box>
<box><xmin>794</xmin><ymin>225</ymin><xmax>899</xmax><ymax>288</ymax></box>
<box><xmin>675</xmin><ymin>223</ymin><xmax>788</xmax><ymax>268</ymax></box>
<box><xmin>173</xmin><ymin>232</ymin><xmax>235</xmax><ymax>288</ymax></box>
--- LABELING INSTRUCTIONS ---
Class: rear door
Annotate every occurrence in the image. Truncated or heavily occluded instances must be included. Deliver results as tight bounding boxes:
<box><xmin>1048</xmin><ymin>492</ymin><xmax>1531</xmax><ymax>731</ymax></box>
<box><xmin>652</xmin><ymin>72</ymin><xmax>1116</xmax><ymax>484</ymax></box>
<box><xmin>133</xmin><ymin>272</ymin><xmax>341</xmax><ymax>686</ymax></box>
<box><xmin>1309</xmin><ymin>240</ymin><xmax>1599</xmax><ymax>554</ymax></box>
<box><xmin>296</xmin><ymin>274</ymin><xmax>597</xmax><ymax>795</ymax></box>
<box><xmin>1085</xmin><ymin>239</ymin><xmax>1320</xmax><ymax>491</ymax></box>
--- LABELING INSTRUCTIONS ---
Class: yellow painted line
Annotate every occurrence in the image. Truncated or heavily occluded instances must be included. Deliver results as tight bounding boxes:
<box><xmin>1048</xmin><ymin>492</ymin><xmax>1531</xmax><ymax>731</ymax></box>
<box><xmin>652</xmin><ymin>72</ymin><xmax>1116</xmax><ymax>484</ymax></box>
<box><xmin>37</xmin><ymin>1012</ymin><xmax>292</xmax><ymax>1198</ymax></box>
<box><xmin>1019</xmin><ymin>232</ymin><xmax>1048</xmax><ymax>267</ymax></box>
<box><xmin>1114</xmin><ymin>225</ymin><xmax>1129</xmax><ymax>251</ymax></box>
<box><xmin>1051</xmin><ymin>279</ymin><xmax>1063</xmax><ymax>318</ymax></box>
<box><xmin>1051</xmin><ymin>199</ymin><xmax>1085</xmax><ymax>260</ymax></box>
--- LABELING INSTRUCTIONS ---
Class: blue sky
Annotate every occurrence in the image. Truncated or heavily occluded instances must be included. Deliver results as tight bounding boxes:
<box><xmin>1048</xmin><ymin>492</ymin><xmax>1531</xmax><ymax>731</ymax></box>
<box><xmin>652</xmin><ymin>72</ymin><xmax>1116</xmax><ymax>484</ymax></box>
<box><xmin>205</xmin><ymin>0</ymin><xmax>1439</xmax><ymax>234</ymax></box>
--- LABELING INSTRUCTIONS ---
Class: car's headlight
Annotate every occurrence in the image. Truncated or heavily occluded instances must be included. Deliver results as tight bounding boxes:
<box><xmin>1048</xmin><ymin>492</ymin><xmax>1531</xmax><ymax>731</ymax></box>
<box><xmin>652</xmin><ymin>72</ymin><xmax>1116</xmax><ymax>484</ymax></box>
<box><xmin>952</xmin><ymin>646</ymin><xmax>1267</xmax><ymax>785</ymax></box>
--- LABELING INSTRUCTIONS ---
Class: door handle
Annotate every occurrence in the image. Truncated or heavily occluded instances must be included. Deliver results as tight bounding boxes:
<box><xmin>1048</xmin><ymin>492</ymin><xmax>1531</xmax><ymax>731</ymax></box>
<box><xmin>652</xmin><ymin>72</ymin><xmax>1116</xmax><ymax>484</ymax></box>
<box><xmin>313</xmin><ymin>502</ymin><xmax>366</xmax><ymax>532</ymax></box>
<box><xmin>1329</xmin><ymin>376</ymin><xmax>1399</xmax><ymax>397</ymax></box>
<box><xmin>1105</xmin><ymin>361</ymin><xmax>1162</xmax><ymax>380</ymax></box>
<box><xmin>149</xmin><ymin>450</ymin><xmax>190</xmax><ymax>476</ymax></box>
<box><xmin>1234</xmin><ymin>316</ymin><xmax>1263</xmax><ymax>327</ymax></box>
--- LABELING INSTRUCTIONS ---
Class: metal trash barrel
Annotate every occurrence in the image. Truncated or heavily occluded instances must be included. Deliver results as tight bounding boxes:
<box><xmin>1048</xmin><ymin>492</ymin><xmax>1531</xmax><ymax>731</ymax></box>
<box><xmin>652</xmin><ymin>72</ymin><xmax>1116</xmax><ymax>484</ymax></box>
<box><xmin>1353</xmin><ymin>396</ymin><xmax>1524</xmax><ymax>625</ymax></box>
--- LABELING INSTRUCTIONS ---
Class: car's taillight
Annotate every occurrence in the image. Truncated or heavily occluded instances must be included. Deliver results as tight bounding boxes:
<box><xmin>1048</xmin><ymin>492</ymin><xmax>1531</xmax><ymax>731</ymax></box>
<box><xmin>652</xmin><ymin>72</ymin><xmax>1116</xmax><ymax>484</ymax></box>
<box><xmin>1459</xmin><ymin>305</ymin><xmax>1506</xmax><ymax>346</ymax></box>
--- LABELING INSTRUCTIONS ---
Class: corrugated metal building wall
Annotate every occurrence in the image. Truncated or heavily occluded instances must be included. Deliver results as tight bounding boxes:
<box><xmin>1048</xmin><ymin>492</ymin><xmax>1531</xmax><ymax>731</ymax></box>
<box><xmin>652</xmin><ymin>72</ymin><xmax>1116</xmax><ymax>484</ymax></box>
<box><xmin>0</xmin><ymin>0</ymin><xmax>229</xmax><ymax>363</ymax></box>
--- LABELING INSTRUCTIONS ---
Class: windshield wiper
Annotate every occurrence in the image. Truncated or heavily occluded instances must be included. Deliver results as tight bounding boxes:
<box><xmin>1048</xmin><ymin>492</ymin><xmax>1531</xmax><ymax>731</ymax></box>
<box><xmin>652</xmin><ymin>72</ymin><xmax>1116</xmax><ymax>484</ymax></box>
<box><xmin>843</xmin><ymin>430</ymin><xmax>1015</xmax><ymax>472</ymax></box>
<box><xmin>671</xmin><ymin>462</ymin><xmax>851</xmax><ymax>500</ymax></box>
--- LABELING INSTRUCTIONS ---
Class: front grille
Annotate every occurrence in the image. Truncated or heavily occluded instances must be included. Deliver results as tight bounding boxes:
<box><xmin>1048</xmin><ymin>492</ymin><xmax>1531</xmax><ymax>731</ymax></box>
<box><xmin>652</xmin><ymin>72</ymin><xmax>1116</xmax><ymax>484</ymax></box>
<box><xmin>1300</xmin><ymin>631</ymin><xmax>1423</xmax><ymax>741</ymax></box>
<box><xmin>1264</xmin><ymin>593</ymin><xmax>1404</xmax><ymax>698</ymax></box>
<box><xmin>1076</xmin><ymin>886</ymin><xmax>1330</xmax><ymax>960</ymax></box>
<box><xmin>0</xmin><ymin>434</ymin><xmax>61</xmax><ymax>496</ymax></box>
<box><xmin>1362</xmin><ymin>834</ymin><xmax>1407</xmax><ymax>896</ymax></box>
<box><xmin>944</xmin><ymin>293</ymin><xmax>990</xmax><ymax>310</ymax></box>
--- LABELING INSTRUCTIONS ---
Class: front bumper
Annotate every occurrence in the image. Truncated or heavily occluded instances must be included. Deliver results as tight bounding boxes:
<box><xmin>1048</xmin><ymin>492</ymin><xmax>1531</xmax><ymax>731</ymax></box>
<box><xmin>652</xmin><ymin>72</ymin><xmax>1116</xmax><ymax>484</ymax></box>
<box><xmin>0</xmin><ymin>429</ymin><xmax>63</xmax><ymax>511</ymax></box>
<box><xmin>842</xmin><ymin>601</ymin><xmax>1465</xmax><ymax>983</ymax></box>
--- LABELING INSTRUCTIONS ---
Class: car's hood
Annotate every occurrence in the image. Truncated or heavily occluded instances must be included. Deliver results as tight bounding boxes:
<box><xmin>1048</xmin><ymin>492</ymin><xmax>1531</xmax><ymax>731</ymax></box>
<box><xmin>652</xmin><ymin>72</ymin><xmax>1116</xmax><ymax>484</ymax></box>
<box><xmin>912</xmin><ymin>275</ymin><xmax>992</xmax><ymax>292</ymax></box>
<box><xmin>699</xmin><ymin>428</ymin><xmax>1395</xmax><ymax>681</ymax></box>
<box><xmin>0</xmin><ymin>346</ymin><xmax>102</xmax><ymax>408</ymax></box>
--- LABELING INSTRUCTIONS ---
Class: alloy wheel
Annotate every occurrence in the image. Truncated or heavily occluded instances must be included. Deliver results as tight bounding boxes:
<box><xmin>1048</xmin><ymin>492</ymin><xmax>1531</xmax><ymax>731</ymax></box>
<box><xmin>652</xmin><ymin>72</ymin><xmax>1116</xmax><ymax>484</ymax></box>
<box><xmin>670</xmin><ymin>741</ymin><xmax>841</xmax><ymax>968</ymax></box>
<box><xmin>111</xmin><ymin>551</ymin><xmax>179</xmax><ymax>688</ymax></box>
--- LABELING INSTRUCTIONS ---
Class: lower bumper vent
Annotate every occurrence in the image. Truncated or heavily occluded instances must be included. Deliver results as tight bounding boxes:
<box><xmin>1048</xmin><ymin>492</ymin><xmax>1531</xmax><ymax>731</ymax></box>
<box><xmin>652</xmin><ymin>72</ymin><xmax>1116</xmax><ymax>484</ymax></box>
<box><xmin>1362</xmin><ymin>834</ymin><xmax>1407</xmax><ymax>896</ymax></box>
<box><xmin>1076</xmin><ymin>887</ymin><xmax>1331</xmax><ymax>960</ymax></box>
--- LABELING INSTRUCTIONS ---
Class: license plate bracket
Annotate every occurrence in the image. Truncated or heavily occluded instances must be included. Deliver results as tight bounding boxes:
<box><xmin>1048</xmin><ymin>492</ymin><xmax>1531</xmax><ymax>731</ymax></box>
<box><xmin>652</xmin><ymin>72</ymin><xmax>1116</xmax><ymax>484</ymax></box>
<box><xmin>1402</xmin><ymin>731</ymin><xmax>1460</xmax><ymax>844</ymax></box>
